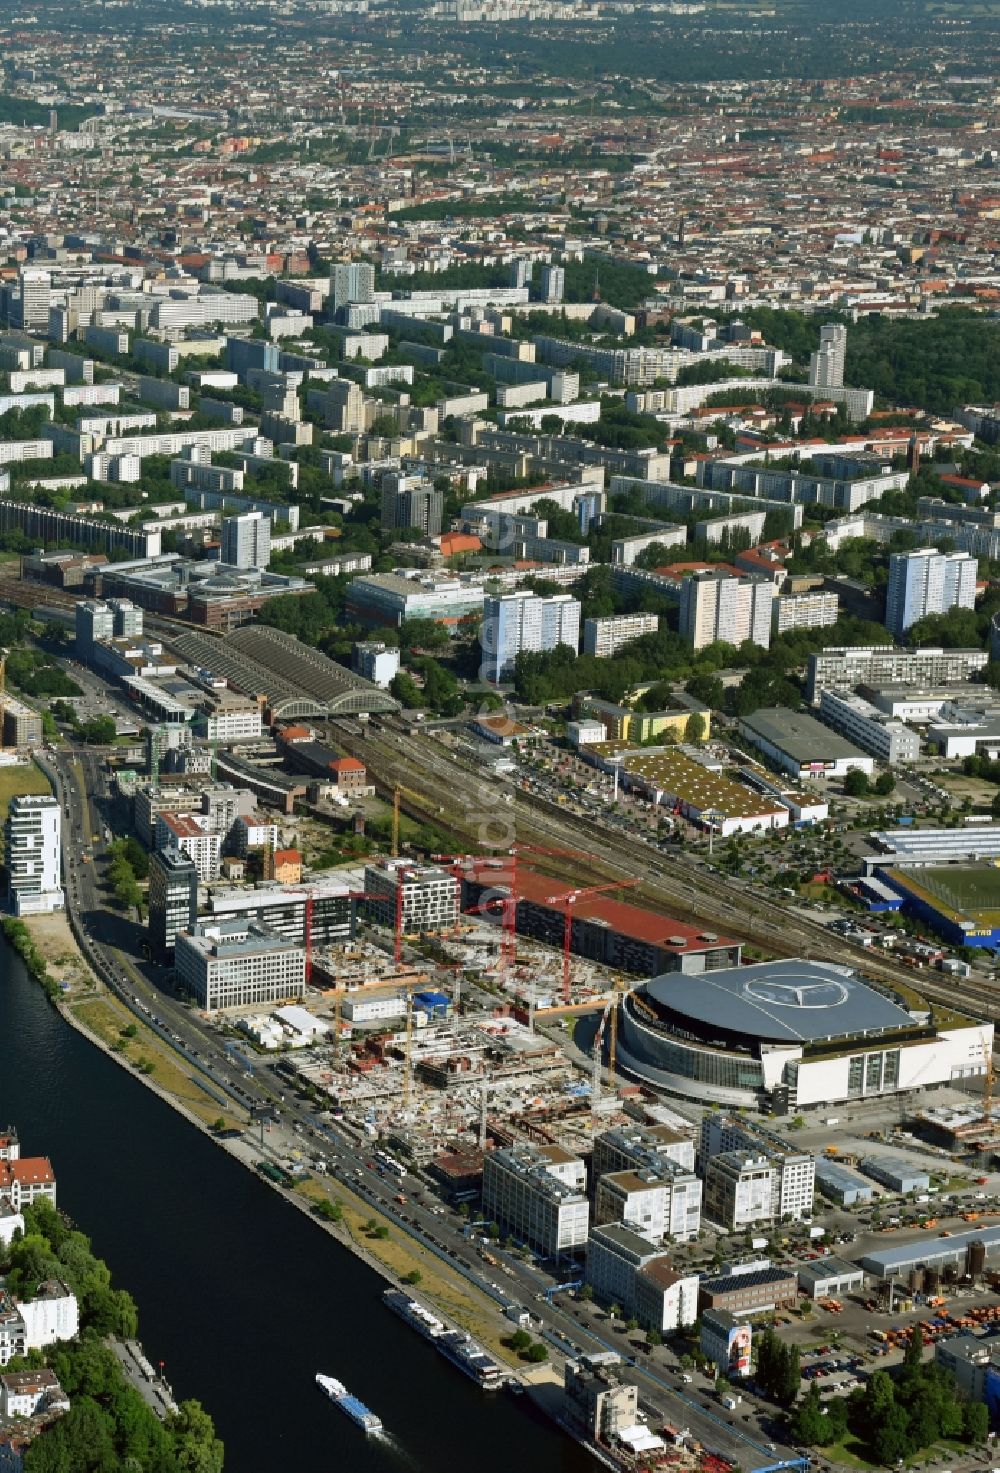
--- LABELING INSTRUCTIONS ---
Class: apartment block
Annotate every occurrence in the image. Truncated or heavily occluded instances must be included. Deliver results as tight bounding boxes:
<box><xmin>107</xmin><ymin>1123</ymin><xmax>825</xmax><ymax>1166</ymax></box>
<box><xmin>380</xmin><ymin>474</ymin><xmax>444</xmax><ymax>538</ymax></box>
<box><xmin>773</xmin><ymin>591</ymin><xmax>840</xmax><ymax>635</ymax></box>
<box><xmin>806</xmin><ymin>644</ymin><xmax>988</xmax><ymax>703</ymax></box>
<box><xmin>331</xmin><ymin>261</ymin><xmax>376</xmax><ymax>312</ymax></box>
<box><xmin>363</xmin><ymin>859</ymin><xmax>459</xmax><ymax>934</ymax></box>
<box><xmin>808</xmin><ymin>323</ymin><xmax>847</xmax><ymax>389</ymax></box>
<box><xmin>678</xmin><ymin>571</ymin><xmax>773</xmax><ymax>651</ymax></box>
<box><xmin>5</xmin><ymin>796</ymin><xmax>63</xmax><ymax>916</ymax></box>
<box><xmin>482</xmin><ymin>1144</ymin><xmax>589</xmax><ymax>1256</ymax></box>
<box><xmin>885</xmin><ymin>548</ymin><xmax>978</xmax><ymax>637</ymax></box>
<box><xmin>582</xmin><ymin>613</ymin><xmax>660</xmax><ymax>658</ymax></box>
<box><xmin>481</xmin><ymin>590</ymin><xmax>581</xmax><ymax>682</ymax></box>
<box><xmin>221</xmin><ymin>510</ymin><xmax>272</xmax><ymax>570</ymax></box>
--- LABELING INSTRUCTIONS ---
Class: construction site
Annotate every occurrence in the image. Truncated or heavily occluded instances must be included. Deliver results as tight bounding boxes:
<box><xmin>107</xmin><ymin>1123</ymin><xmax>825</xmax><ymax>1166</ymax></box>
<box><xmin>243</xmin><ymin>901</ymin><xmax>641</xmax><ymax>1159</ymax></box>
<box><xmin>206</xmin><ymin>808</ymin><xmax>681</xmax><ymax>1167</ymax></box>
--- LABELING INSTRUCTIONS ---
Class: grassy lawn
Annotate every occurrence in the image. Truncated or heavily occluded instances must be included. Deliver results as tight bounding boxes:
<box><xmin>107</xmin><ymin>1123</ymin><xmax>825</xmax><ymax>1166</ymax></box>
<box><xmin>821</xmin><ymin>1435</ymin><xmax>877</xmax><ymax>1469</ymax></box>
<box><xmin>295</xmin><ymin>1177</ymin><xmax>517</xmax><ymax>1365</ymax></box>
<box><xmin>70</xmin><ymin>995</ymin><xmax>239</xmax><ymax>1131</ymax></box>
<box><xmin>817</xmin><ymin>1435</ymin><xmax>970</xmax><ymax>1470</ymax></box>
<box><xmin>0</xmin><ymin>761</ymin><xmax>50</xmax><ymax>809</ymax></box>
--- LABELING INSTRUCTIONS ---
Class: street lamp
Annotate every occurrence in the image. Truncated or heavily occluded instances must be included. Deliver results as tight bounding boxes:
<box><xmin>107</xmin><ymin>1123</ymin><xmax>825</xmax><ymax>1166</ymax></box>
<box><xmin>703</xmin><ymin>808</ymin><xmax>725</xmax><ymax>858</ymax></box>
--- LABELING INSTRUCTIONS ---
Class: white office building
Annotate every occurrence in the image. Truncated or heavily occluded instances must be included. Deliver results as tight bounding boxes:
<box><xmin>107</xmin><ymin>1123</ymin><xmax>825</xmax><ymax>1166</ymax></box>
<box><xmin>221</xmin><ymin>510</ymin><xmax>272</xmax><ymax>570</ymax></box>
<box><xmin>342</xmin><ymin>994</ymin><xmax>406</xmax><ymax>1025</ymax></box>
<box><xmin>885</xmin><ymin>548</ymin><xmax>978</xmax><ymax>637</ymax></box>
<box><xmin>818</xmin><ymin>689</ymin><xmax>920</xmax><ymax>765</ymax></box>
<box><xmin>679</xmin><ymin>571</ymin><xmax>773</xmax><ymax>651</ymax></box>
<box><xmin>482</xmin><ymin>1145</ymin><xmax>589</xmax><ymax>1256</ymax></box>
<box><xmin>481</xmin><ymin>590</ymin><xmax>581</xmax><ymax>682</ymax></box>
<box><xmin>703</xmin><ymin>1153</ymin><xmax>778</xmax><ymax>1231</ymax></box>
<box><xmin>5</xmin><ymin>795</ymin><xmax>63</xmax><ymax>915</ymax></box>
<box><xmin>699</xmin><ymin>1116</ymin><xmax>816</xmax><ymax>1223</ymax></box>
<box><xmin>595</xmin><ymin>1165</ymin><xmax>702</xmax><ymax>1242</ymax></box>
<box><xmin>353</xmin><ymin>641</ymin><xmax>401</xmax><ymax>689</ymax></box>
<box><xmin>585</xmin><ymin>1224</ymin><xmax>699</xmax><ymax>1333</ymax></box>
<box><xmin>175</xmin><ymin>920</ymin><xmax>306</xmax><ymax>1011</ymax></box>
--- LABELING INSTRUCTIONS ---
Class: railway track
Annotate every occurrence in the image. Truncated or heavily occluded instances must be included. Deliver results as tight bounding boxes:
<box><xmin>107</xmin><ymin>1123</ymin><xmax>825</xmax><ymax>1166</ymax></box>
<box><xmin>347</xmin><ymin>725</ymin><xmax>1000</xmax><ymax>1024</ymax></box>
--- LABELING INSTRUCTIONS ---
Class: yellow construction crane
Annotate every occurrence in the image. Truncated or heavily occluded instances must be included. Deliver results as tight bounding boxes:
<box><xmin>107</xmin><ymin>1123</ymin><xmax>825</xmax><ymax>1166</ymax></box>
<box><xmin>608</xmin><ymin>974</ymin><xmax>628</xmax><ymax>1092</ymax></box>
<box><xmin>982</xmin><ymin>1030</ymin><xmax>995</xmax><ymax>1124</ymax></box>
<box><xmin>391</xmin><ymin>784</ymin><xmax>401</xmax><ymax>858</ymax></box>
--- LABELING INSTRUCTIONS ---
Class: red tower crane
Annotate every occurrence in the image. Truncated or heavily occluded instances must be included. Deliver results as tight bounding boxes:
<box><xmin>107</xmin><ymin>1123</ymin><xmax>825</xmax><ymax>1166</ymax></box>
<box><xmin>465</xmin><ymin>895</ymin><xmax>519</xmax><ymax>984</ymax></box>
<box><xmin>544</xmin><ymin>877</ymin><xmax>642</xmax><ymax>1004</ymax></box>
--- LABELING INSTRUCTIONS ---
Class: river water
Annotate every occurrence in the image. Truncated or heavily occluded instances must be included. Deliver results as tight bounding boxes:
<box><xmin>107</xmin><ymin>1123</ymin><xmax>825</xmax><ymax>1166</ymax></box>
<box><xmin>0</xmin><ymin>943</ymin><xmax>595</xmax><ymax>1471</ymax></box>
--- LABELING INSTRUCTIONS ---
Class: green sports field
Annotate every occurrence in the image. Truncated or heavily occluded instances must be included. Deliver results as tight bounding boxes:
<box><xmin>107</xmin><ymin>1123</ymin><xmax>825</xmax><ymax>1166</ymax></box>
<box><xmin>891</xmin><ymin>864</ymin><xmax>1000</xmax><ymax>926</ymax></box>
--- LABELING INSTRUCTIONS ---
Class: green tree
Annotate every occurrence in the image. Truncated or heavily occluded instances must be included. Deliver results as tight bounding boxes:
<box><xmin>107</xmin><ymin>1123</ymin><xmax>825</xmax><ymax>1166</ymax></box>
<box><xmin>902</xmin><ymin>1324</ymin><xmax>924</xmax><ymax>1378</ymax></box>
<box><xmin>871</xmin><ymin>1402</ymin><xmax>912</xmax><ymax>1465</ymax></box>
<box><xmin>790</xmin><ymin>1381</ymin><xmax>825</xmax><ymax>1445</ymax></box>
<box><xmin>78</xmin><ymin>714</ymin><xmax>116</xmax><ymax>745</ymax></box>
<box><xmin>777</xmin><ymin>1343</ymin><xmax>801</xmax><ymax>1406</ymax></box>
<box><xmin>964</xmin><ymin>1400</ymin><xmax>989</xmax><ymax>1443</ymax></box>
<box><xmin>509</xmin><ymin>1329</ymin><xmax>532</xmax><ymax>1352</ymax></box>
<box><xmin>526</xmin><ymin>1342</ymin><xmax>548</xmax><ymax>1363</ymax></box>
<box><xmin>843</xmin><ymin>768</ymin><xmax>870</xmax><ymax>798</ymax></box>
<box><xmin>168</xmin><ymin>1399</ymin><xmax>225</xmax><ymax>1473</ymax></box>
<box><xmin>684</xmin><ymin>712</ymin><xmax>706</xmax><ymax>744</ymax></box>
<box><xmin>874</xmin><ymin>771</ymin><xmax>896</xmax><ymax>796</ymax></box>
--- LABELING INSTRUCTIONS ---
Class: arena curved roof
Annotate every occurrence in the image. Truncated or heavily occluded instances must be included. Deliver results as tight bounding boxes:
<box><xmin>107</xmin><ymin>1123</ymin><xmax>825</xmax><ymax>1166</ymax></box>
<box><xmin>171</xmin><ymin>625</ymin><xmax>399</xmax><ymax>718</ymax></box>
<box><xmin>642</xmin><ymin>960</ymin><xmax>913</xmax><ymax>1045</ymax></box>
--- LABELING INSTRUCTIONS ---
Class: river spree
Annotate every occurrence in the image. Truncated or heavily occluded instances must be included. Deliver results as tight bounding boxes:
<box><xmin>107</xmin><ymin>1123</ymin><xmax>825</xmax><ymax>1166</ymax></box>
<box><xmin>0</xmin><ymin>943</ymin><xmax>596</xmax><ymax>1471</ymax></box>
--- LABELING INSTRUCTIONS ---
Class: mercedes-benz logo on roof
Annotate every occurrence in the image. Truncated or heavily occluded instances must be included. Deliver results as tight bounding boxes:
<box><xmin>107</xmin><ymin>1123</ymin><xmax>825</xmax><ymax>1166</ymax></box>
<box><xmin>744</xmin><ymin>978</ymin><xmax>849</xmax><ymax>1010</ymax></box>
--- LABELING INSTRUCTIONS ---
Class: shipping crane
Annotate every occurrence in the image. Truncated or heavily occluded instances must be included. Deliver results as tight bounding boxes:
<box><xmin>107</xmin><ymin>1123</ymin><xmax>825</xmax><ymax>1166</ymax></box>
<box><xmin>544</xmin><ymin>878</ymin><xmax>641</xmax><ymax>1004</ymax></box>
